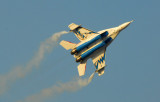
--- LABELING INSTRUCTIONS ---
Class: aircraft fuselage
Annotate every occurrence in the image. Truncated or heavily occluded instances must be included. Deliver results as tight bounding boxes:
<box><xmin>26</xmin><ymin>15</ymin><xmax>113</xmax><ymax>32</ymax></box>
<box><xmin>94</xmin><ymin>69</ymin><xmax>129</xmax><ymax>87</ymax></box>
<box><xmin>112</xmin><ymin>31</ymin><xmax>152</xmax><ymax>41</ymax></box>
<box><xmin>73</xmin><ymin>21</ymin><xmax>133</xmax><ymax>62</ymax></box>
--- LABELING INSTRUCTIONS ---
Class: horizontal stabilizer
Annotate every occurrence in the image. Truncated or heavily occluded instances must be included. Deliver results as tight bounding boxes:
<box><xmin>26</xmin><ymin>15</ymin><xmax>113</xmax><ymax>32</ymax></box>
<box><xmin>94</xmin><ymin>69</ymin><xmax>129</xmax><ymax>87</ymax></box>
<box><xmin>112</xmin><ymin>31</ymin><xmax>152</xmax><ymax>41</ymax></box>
<box><xmin>60</xmin><ymin>40</ymin><xmax>76</xmax><ymax>50</ymax></box>
<box><xmin>77</xmin><ymin>61</ymin><xmax>87</xmax><ymax>76</ymax></box>
<box><xmin>68</xmin><ymin>23</ymin><xmax>81</xmax><ymax>31</ymax></box>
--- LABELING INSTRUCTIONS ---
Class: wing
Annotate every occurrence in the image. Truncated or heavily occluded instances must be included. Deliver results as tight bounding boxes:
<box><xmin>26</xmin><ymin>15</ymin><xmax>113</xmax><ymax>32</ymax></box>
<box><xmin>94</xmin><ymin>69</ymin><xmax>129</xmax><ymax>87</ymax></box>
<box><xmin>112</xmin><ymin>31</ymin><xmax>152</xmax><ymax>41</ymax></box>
<box><xmin>91</xmin><ymin>47</ymin><xmax>106</xmax><ymax>71</ymax></box>
<box><xmin>68</xmin><ymin>23</ymin><xmax>97</xmax><ymax>41</ymax></box>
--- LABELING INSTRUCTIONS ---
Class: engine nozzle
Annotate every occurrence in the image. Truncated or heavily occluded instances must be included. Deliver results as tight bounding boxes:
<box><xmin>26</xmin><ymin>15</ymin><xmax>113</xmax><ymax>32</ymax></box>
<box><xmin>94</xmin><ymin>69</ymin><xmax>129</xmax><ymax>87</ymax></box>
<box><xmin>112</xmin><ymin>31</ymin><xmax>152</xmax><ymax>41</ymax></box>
<box><xmin>71</xmin><ymin>48</ymin><xmax>77</xmax><ymax>55</ymax></box>
<box><xmin>76</xmin><ymin>56</ymin><xmax>82</xmax><ymax>62</ymax></box>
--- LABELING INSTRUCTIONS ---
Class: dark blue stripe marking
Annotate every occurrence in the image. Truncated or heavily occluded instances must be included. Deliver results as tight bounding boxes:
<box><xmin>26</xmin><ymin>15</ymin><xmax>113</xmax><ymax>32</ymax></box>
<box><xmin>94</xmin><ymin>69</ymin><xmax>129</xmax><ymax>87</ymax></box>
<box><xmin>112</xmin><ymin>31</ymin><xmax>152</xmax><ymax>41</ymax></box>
<box><xmin>81</xmin><ymin>37</ymin><xmax>112</xmax><ymax>59</ymax></box>
<box><xmin>76</xmin><ymin>31</ymin><xmax>109</xmax><ymax>52</ymax></box>
<box><xmin>94</xmin><ymin>53</ymin><xmax>105</xmax><ymax>69</ymax></box>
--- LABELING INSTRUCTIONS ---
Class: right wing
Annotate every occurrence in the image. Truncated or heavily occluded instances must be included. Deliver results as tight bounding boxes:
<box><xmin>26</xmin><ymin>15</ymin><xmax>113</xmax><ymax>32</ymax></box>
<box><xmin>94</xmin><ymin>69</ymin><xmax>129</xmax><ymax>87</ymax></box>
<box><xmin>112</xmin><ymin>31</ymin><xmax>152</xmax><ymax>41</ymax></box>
<box><xmin>68</xmin><ymin>23</ymin><xmax>97</xmax><ymax>41</ymax></box>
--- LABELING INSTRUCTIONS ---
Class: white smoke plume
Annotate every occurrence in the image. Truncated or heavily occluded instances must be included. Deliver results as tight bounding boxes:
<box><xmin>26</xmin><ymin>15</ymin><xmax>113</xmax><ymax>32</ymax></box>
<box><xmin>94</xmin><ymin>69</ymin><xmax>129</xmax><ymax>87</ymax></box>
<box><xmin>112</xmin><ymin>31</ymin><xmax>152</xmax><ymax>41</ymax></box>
<box><xmin>17</xmin><ymin>73</ymin><xmax>95</xmax><ymax>102</ymax></box>
<box><xmin>0</xmin><ymin>31</ymin><xmax>68</xmax><ymax>95</ymax></box>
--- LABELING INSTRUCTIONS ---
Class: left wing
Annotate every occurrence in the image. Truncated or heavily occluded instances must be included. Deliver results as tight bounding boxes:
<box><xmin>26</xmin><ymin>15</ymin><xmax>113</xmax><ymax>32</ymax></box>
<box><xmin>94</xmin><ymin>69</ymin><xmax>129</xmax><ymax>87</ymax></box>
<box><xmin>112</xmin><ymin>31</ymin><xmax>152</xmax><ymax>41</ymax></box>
<box><xmin>68</xmin><ymin>23</ymin><xmax>97</xmax><ymax>41</ymax></box>
<box><xmin>91</xmin><ymin>47</ymin><xmax>106</xmax><ymax>76</ymax></box>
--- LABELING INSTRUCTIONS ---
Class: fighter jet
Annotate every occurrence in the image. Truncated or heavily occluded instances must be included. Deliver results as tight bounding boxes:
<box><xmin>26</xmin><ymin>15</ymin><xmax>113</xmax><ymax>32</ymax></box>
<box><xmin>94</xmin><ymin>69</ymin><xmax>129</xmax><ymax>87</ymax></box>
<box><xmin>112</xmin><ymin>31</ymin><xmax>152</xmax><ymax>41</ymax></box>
<box><xmin>60</xmin><ymin>21</ymin><xmax>133</xmax><ymax>76</ymax></box>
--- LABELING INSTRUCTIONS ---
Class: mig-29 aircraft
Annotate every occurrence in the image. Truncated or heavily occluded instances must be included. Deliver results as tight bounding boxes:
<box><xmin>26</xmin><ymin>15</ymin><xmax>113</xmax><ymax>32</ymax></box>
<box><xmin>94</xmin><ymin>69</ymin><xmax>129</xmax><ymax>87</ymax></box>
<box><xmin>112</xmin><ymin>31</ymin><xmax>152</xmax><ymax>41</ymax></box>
<box><xmin>60</xmin><ymin>21</ymin><xmax>133</xmax><ymax>76</ymax></box>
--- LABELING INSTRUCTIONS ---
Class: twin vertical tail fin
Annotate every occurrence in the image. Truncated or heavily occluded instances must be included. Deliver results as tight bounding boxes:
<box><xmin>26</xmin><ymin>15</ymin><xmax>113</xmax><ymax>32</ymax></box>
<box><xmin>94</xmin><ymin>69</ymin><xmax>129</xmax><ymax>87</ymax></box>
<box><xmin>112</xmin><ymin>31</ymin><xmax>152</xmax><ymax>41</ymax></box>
<box><xmin>60</xmin><ymin>40</ymin><xmax>87</xmax><ymax>76</ymax></box>
<box><xmin>60</xmin><ymin>40</ymin><xmax>76</xmax><ymax>50</ymax></box>
<box><xmin>77</xmin><ymin>61</ymin><xmax>87</xmax><ymax>76</ymax></box>
<box><xmin>78</xmin><ymin>63</ymin><xmax>104</xmax><ymax>77</ymax></box>
<box><xmin>60</xmin><ymin>40</ymin><xmax>104</xmax><ymax>77</ymax></box>
<box><xmin>60</xmin><ymin>40</ymin><xmax>86</xmax><ymax>76</ymax></box>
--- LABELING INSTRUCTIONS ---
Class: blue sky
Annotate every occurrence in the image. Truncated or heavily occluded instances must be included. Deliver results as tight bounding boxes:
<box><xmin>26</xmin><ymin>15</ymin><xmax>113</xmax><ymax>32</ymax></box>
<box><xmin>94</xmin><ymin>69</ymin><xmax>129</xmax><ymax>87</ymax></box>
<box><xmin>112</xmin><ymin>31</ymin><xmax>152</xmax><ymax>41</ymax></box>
<box><xmin>0</xmin><ymin>0</ymin><xmax>160</xmax><ymax>102</ymax></box>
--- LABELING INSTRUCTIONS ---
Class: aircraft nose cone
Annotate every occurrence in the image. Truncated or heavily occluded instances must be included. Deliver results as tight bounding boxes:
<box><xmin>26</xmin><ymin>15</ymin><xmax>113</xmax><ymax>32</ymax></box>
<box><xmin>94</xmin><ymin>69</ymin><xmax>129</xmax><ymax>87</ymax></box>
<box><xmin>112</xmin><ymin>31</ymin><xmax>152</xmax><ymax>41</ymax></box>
<box><xmin>130</xmin><ymin>20</ymin><xmax>134</xmax><ymax>23</ymax></box>
<box><xmin>117</xmin><ymin>20</ymin><xmax>134</xmax><ymax>31</ymax></box>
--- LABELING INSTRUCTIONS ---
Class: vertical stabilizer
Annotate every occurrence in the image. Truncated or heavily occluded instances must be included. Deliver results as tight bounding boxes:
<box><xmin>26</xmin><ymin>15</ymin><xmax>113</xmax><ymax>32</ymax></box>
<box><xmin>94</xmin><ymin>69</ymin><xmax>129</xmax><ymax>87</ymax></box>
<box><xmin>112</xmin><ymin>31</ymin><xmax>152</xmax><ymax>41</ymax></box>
<box><xmin>77</xmin><ymin>61</ymin><xmax>87</xmax><ymax>76</ymax></box>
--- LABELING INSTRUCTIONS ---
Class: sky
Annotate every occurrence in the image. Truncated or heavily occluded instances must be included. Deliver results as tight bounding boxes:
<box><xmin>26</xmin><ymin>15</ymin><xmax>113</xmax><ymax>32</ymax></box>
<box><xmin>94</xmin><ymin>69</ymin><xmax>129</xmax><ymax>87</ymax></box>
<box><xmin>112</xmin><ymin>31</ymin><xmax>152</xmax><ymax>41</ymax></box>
<box><xmin>0</xmin><ymin>0</ymin><xmax>160</xmax><ymax>102</ymax></box>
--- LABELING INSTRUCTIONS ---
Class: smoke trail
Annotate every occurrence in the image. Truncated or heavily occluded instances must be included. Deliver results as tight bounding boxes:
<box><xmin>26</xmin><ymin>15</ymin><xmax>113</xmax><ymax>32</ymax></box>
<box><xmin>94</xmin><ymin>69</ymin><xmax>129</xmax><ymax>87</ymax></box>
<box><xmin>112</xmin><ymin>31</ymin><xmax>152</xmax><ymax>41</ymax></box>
<box><xmin>0</xmin><ymin>31</ymin><xmax>68</xmax><ymax>95</ymax></box>
<box><xmin>17</xmin><ymin>74</ymin><xmax>95</xmax><ymax>102</ymax></box>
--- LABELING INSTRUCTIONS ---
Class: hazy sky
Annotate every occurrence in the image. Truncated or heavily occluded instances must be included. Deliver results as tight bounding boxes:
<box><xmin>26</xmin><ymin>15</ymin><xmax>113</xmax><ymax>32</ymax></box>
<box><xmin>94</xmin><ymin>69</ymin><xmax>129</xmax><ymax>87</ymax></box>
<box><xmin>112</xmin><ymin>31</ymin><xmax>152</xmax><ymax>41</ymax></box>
<box><xmin>0</xmin><ymin>0</ymin><xmax>160</xmax><ymax>102</ymax></box>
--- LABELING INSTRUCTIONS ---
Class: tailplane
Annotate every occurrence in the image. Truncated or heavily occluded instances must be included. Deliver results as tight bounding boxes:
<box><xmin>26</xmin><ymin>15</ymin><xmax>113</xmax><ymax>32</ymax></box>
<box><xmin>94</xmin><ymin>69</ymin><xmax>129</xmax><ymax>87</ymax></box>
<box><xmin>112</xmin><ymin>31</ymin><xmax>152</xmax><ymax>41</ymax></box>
<box><xmin>60</xmin><ymin>40</ymin><xmax>76</xmax><ymax>50</ymax></box>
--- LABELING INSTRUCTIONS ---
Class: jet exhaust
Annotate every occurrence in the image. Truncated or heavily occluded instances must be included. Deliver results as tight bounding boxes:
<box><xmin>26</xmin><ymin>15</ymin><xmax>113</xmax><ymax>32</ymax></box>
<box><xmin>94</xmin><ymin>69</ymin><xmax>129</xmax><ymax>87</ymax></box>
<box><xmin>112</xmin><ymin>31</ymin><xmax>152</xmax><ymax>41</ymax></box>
<box><xmin>17</xmin><ymin>74</ymin><xmax>95</xmax><ymax>102</ymax></box>
<box><xmin>0</xmin><ymin>31</ymin><xmax>68</xmax><ymax>95</ymax></box>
